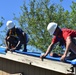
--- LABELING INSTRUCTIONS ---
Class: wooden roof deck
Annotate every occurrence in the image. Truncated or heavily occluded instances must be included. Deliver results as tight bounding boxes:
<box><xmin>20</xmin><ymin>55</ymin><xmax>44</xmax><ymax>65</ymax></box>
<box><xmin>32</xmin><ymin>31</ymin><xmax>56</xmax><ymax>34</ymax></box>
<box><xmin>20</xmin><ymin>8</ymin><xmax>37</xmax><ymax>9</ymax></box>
<box><xmin>0</xmin><ymin>51</ymin><xmax>74</xmax><ymax>75</ymax></box>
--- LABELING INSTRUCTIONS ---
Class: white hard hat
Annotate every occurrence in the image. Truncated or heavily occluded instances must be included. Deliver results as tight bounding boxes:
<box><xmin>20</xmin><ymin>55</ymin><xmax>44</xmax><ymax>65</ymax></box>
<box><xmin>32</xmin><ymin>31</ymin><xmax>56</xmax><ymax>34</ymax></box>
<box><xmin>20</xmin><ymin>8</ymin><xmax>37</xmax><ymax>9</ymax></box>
<box><xmin>47</xmin><ymin>22</ymin><xmax>57</xmax><ymax>35</ymax></box>
<box><xmin>6</xmin><ymin>20</ymin><xmax>15</xmax><ymax>29</ymax></box>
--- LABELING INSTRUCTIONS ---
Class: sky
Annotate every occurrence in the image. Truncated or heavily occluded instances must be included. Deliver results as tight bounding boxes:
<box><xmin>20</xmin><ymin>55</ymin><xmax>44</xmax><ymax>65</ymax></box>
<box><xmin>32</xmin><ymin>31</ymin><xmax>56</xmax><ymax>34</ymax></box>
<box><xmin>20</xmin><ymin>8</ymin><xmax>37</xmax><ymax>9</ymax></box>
<box><xmin>0</xmin><ymin>0</ymin><xmax>75</xmax><ymax>28</ymax></box>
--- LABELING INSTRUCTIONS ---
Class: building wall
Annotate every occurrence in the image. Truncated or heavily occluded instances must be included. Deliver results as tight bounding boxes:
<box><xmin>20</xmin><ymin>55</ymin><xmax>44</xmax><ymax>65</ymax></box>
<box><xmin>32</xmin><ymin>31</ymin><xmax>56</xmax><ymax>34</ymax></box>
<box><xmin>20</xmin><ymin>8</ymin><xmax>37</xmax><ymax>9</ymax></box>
<box><xmin>0</xmin><ymin>58</ymin><xmax>73</xmax><ymax>75</ymax></box>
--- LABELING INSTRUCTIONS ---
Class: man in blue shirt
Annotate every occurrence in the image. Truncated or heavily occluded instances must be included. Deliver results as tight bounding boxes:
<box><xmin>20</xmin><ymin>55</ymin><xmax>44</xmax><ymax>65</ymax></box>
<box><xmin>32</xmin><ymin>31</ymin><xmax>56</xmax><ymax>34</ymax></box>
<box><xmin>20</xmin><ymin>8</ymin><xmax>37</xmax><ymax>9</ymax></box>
<box><xmin>5</xmin><ymin>20</ymin><xmax>28</xmax><ymax>52</ymax></box>
<box><xmin>5</xmin><ymin>35</ymin><xmax>21</xmax><ymax>52</ymax></box>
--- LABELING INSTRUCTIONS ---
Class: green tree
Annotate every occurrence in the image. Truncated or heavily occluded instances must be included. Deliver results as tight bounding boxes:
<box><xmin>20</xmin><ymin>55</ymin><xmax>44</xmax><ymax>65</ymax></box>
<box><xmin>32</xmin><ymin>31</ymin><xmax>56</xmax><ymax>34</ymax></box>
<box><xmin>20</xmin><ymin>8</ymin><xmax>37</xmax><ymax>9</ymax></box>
<box><xmin>13</xmin><ymin>0</ymin><xmax>75</xmax><ymax>53</ymax></box>
<box><xmin>0</xmin><ymin>17</ymin><xmax>4</xmax><ymax>27</ymax></box>
<box><xmin>69</xmin><ymin>1</ymin><xmax>76</xmax><ymax>29</ymax></box>
<box><xmin>0</xmin><ymin>17</ymin><xmax>5</xmax><ymax>46</ymax></box>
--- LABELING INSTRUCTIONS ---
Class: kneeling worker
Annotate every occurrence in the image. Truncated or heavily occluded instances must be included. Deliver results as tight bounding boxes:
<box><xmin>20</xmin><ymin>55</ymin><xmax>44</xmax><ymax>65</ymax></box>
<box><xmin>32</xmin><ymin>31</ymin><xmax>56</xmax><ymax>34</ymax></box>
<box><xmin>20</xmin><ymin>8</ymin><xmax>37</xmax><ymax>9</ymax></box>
<box><xmin>5</xmin><ymin>20</ymin><xmax>28</xmax><ymax>52</ymax></box>
<box><xmin>40</xmin><ymin>22</ymin><xmax>76</xmax><ymax>61</ymax></box>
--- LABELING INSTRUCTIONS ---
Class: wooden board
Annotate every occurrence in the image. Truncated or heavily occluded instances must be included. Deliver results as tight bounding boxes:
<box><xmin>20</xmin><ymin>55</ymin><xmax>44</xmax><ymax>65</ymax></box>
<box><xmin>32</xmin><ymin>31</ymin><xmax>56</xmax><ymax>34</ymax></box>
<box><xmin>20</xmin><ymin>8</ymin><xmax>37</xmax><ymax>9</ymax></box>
<box><xmin>0</xmin><ymin>51</ymin><xmax>74</xmax><ymax>74</ymax></box>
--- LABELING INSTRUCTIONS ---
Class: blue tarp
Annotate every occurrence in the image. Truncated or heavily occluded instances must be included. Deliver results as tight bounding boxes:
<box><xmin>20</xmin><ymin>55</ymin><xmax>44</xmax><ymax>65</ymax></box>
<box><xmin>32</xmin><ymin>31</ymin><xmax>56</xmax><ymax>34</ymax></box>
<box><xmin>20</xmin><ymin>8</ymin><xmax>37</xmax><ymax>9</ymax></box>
<box><xmin>0</xmin><ymin>47</ymin><xmax>76</xmax><ymax>65</ymax></box>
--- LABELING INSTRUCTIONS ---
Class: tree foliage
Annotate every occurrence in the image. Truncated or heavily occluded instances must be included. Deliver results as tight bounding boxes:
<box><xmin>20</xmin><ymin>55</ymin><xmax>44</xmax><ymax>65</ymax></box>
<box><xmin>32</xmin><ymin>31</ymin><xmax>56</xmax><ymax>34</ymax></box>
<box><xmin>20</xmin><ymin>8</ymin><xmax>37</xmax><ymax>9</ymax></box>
<box><xmin>12</xmin><ymin>0</ymin><xmax>76</xmax><ymax>52</ymax></box>
<box><xmin>0</xmin><ymin>17</ymin><xmax>4</xmax><ymax>27</ymax></box>
<box><xmin>69</xmin><ymin>1</ymin><xmax>76</xmax><ymax>29</ymax></box>
<box><xmin>0</xmin><ymin>17</ymin><xmax>5</xmax><ymax>46</ymax></box>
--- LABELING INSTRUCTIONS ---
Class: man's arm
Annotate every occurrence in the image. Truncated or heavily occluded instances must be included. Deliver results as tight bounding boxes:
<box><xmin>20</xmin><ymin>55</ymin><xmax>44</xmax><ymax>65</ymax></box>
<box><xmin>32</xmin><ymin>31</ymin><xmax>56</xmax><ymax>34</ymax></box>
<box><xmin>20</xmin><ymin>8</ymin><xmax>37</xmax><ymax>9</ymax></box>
<box><xmin>10</xmin><ymin>40</ymin><xmax>21</xmax><ymax>51</ymax></box>
<box><xmin>5</xmin><ymin>30</ymin><xmax>9</xmax><ymax>47</ymax></box>
<box><xmin>60</xmin><ymin>36</ymin><xmax>71</xmax><ymax>61</ymax></box>
<box><xmin>40</xmin><ymin>42</ymin><xmax>54</xmax><ymax>59</ymax></box>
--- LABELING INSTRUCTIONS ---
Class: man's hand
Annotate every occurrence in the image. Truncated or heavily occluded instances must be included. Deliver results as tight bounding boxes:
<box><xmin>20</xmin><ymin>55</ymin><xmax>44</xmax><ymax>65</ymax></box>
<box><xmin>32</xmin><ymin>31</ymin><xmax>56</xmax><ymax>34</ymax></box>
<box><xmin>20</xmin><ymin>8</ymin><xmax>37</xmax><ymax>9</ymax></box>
<box><xmin>60</xmin><ymin>54</ymin><xmax>66</xmax><ymax>61</ymax></box>
<box><xmin>10</xmin><ymin>47</ymin><xmax>16</xmax><ymax>52</ymax></box>
<box><xmin>40</xmin><ymin>53</ymin><xmax>46</xmax><ymax>61</ymax></box>
<box><xmin>5</xmin><ymin>47</ymin><xmax>10</xmax><ymax>53</ymax></box>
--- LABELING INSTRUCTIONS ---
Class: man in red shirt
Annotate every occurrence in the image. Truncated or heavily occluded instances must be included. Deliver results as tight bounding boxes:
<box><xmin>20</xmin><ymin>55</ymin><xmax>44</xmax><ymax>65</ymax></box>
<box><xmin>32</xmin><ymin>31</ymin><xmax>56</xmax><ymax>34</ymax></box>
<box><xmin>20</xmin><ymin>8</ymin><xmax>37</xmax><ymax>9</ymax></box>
<box><xmin>40</xmin><ymin>22</ymin><xmax>76</xmax><ymax>61</ymax></box>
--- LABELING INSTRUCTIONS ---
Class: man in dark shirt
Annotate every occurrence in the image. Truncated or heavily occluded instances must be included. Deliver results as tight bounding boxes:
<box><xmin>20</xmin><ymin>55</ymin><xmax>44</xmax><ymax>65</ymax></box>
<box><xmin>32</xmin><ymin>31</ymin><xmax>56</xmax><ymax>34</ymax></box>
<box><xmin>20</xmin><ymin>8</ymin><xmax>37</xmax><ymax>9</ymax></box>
<box><xmin>5</xmin><ymin>20</ymin><xmax>28</xmax><ymax>52</ymax></box>
<box><xmin>5</xmin><ymin>35</ymin><xmax>21</xmax><ymax>52</ymax></box>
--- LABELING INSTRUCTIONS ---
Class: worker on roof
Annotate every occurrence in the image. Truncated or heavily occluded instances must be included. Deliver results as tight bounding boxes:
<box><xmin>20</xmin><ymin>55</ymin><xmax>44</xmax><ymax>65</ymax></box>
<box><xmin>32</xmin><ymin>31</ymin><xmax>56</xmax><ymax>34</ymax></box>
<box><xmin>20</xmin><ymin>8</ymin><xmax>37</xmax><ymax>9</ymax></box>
<box><xmin>40</xmin><ymin>22</ymin><xmax>76</xmax><ymax>61</ymax></box>
<box><xmin>5</xmin><ymin>20</ymin><xmax>29</xmax><ymax>52</ymax></box>
<box><xmin>5</xmin><ymin>35</ymin><xmax>21</xmax><ymax>52</ymax></box>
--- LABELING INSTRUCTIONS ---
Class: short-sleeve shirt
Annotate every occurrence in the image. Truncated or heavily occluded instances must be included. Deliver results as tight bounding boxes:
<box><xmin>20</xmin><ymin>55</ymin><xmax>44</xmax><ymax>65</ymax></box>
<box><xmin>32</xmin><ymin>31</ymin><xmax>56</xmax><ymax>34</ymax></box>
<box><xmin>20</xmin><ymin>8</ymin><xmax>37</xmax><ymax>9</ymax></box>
<box><xmin>52</xmin><ymin>28</ymin><xmax>76</xmax><ymax>44</ymax></box>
